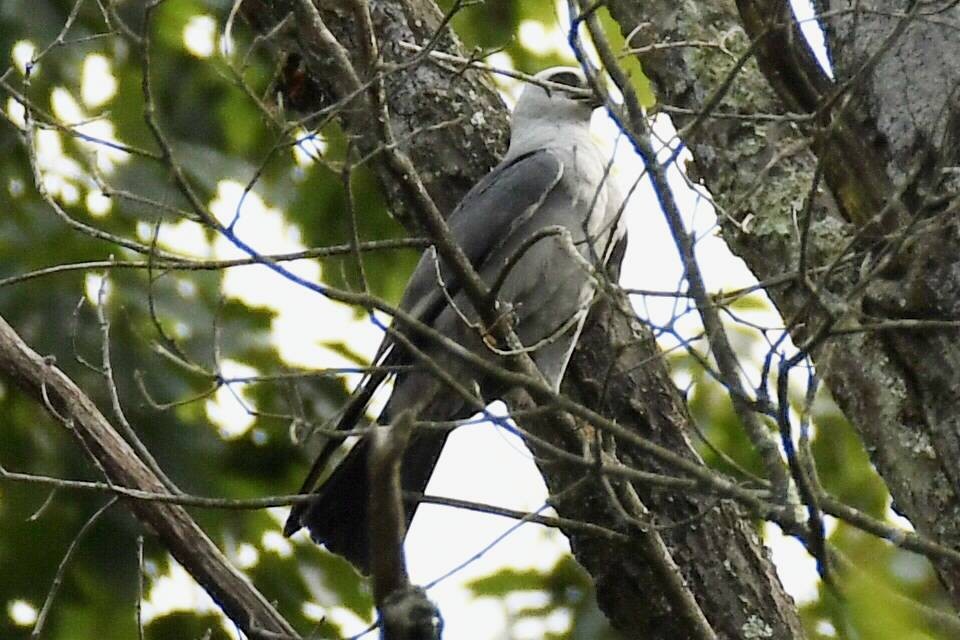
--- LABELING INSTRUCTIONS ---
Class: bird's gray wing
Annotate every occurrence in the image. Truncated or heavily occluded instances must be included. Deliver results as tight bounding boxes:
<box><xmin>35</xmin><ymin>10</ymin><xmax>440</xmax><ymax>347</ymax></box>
<box><xmin>282</xmin><ymin>149</ymin><xmax>565</xmax><ymax>526</ymax></box>
<box><xmin>397</xmin><ymin>148</ymin><xmax>565</xmax><ymax>328</ymax></box>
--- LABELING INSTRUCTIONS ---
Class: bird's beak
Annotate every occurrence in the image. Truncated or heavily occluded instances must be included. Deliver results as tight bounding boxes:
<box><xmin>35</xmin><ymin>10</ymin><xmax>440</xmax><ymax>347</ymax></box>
<box><xmin>576</xmin><ymin>91</ymin><xmax>605</xmax><ymax>110</ymax></box>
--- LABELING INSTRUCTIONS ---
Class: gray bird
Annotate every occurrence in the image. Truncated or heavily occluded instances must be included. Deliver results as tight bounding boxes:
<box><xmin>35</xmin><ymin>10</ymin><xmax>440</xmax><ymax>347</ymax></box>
<box><xmin>284</xmin><ymin>66</ymin><xmax>627</xmax><ymax>573</ymax></box>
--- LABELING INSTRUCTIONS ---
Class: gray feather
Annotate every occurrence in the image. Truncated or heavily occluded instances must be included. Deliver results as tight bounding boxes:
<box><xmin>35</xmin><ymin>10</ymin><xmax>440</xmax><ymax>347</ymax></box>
<box><xmin>284</xmin><ymin>67</ymin><xmax>628</xmax><ymax>572</ymax></box>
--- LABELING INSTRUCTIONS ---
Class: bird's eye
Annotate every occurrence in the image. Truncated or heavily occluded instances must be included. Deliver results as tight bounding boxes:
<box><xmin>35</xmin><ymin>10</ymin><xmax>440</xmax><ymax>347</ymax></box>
<box><xmin>547</xmin><ymin>71</ymin><xmax>583</xmax><ymax>88</ymax></box>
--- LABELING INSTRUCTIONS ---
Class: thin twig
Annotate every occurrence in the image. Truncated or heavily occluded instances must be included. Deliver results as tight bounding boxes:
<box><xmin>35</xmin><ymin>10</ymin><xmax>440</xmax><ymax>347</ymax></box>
<box><xmin>31</xmin><ymin>498</ymin><xmax>118</xmax><ymax>640</ymax></box>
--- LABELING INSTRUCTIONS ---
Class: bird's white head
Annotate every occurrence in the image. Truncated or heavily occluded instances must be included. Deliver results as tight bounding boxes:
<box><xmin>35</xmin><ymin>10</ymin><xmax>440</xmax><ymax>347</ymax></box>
<box><xmin>511</xmin><ymin>66</ymin><xmax>602</xmax><ymax>127</ymax></box>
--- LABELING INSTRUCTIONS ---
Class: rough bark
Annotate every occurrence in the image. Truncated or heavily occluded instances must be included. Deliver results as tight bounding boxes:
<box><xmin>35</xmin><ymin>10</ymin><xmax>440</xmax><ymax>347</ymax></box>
<box><xmin>554</xmin><ymin>291</ymin><xmax>804</xmax><ymax>639</ymax></box>
<box><xmin>0</xmin><ymin>316</ymin><xmax>299</xmax><ymax>639</ymax></box>
<box><xmin>242</xmin><ymin>0</ymin><xmax>509</xmax><ymax>226</ymax></box>
<box><xmin>605</xmin><ymin>0</ymin><xmax>960</xmax><ymax>606</ymax></box>
<box><xmin>244</xmin><ymin>1</ymin><xmax>806</xmax><ymax>638</ymax></box>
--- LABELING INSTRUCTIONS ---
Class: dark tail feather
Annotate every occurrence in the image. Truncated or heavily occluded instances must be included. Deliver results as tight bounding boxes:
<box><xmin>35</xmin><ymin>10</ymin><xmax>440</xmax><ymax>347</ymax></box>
<box><xmin>291</xmin><ymin>429</ymin><xmax>450</xmax><ymax>574</ymax></box>
<box><xmin>283</xmin><ymin>368</ymin><xmax>390</xmax><ymax>538</ymax></box>
<box><xmin>285</xmin><ymin>368</ymin><xmax>465</xmax><ymax>573</ymax></box>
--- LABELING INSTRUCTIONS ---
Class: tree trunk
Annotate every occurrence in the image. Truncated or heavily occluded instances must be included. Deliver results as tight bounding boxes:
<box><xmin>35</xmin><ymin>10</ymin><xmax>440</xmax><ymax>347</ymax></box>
<box><xmin>606</xmin><ymin>0</ymin><xmax>960</xmax><ymax>606</ymax></box>
<box><xmin>244</xmin><ymin>1</ymin><xmax>806</xmax><ymax>637</ymax></box>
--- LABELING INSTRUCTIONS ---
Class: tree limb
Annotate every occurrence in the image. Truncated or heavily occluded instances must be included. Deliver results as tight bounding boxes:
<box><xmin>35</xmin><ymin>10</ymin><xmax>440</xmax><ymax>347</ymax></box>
<box><xmin>0</xmin><ymin>314</ymin><xmax>301</xmax><ymax>639</ymax></box>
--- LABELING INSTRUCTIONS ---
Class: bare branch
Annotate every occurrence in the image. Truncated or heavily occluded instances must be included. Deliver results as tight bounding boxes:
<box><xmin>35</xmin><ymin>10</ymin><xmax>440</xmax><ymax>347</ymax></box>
<box><xmin>0</xmin><ymin>315</ymin><xmax>300</xmax><ymax>639</ymax></box>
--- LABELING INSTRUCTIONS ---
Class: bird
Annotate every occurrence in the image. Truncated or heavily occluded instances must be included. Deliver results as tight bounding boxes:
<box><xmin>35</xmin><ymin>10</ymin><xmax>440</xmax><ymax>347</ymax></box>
<box><xmin>283</xmin><ymin>66</ymin><xmax>628</xmax><ymax>573</ymax></box>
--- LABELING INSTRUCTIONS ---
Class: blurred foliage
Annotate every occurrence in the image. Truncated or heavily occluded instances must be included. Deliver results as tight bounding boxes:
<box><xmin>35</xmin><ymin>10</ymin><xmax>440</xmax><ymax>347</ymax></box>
<box><xmin>0</xmin><ymin>1</ymin><xmax>953</xmax><ymax>640</ymax></box>
<box><xmin>0</xmin><ymin>0</ymin><xmax>374</xmax><ymax>637</ymax></box>
<box><xmin>466</xmin><ymin>556</ymin><xmax>622</xmax><ymax>640</ymax></box>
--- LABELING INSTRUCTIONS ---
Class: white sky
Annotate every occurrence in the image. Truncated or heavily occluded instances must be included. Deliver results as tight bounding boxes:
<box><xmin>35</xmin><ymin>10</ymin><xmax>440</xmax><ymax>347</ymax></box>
<box><xmin>5</xmin><ymin>1</ymin><xmax>841</xmax><ymax>638</ymax></box>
